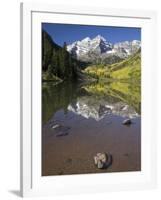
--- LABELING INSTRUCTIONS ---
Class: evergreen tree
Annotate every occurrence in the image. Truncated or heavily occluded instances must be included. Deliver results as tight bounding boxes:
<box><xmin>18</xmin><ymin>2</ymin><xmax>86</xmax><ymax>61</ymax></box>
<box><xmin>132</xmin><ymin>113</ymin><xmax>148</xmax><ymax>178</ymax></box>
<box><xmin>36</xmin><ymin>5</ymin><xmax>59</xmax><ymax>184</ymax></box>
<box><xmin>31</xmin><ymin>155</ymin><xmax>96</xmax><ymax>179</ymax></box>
<box><xmin>62</xmin><ymin>42</ymin><xmax>69</xmax><ymax>79</ymax></box>
<box><xmin>68</xmin><ymin>55</ymin><xmax>73</xmax><ymax>78</ymax></box>
<box><xmin>50</xmin><ymin>50</ymin><xmax>58</xmax><ymax>76</ymax></box>
<box><xmin>48</xmin><ymin>64</ymin><xmax>53</xmax><ymax>75</ymax></box>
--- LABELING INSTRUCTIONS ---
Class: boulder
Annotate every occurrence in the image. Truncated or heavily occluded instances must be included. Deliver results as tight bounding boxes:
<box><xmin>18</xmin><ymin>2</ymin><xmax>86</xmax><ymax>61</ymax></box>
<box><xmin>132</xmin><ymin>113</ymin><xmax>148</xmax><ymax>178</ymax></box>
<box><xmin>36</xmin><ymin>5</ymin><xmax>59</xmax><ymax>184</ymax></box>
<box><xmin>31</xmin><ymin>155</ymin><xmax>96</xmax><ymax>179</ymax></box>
<box><xmin>94</xmin><ymin>153</ymin><xmax>112</xmax><ymax>169</ymax></box>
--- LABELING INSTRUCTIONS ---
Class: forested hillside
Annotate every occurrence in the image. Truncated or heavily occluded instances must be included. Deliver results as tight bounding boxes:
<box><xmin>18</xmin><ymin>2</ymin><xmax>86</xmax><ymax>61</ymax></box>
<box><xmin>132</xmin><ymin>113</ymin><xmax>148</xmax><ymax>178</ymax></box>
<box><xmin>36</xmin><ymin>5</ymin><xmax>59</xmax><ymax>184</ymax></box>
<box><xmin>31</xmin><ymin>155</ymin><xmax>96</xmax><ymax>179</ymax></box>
<box><xmin>84</xmin><ymin>49</ymin><xmax>141</xmax><ymax>81</ymax></box>
<box><xmin>42</xmin><ymin>30</ymin><xmax>83</xmax><ymax>81</ymax></box>
<box><xmin>110</xmin><ymin>49</ymin><xmax>141</xmax><ymax>81</ymax></box>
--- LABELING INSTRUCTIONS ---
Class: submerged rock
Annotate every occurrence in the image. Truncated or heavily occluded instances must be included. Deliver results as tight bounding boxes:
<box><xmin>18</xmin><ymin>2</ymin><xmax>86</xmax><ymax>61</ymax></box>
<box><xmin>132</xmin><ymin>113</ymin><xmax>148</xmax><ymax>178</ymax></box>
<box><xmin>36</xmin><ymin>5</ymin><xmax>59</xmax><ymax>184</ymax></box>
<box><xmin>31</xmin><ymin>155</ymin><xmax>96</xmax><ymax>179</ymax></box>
<box><xmin>49</xmin><ymin>119</ymin><xmax>71</xmax><ymax>137</ymax></box>
<box><xmin>94</xmin><ymin>153</ymin><xmax>112</xmax><ymax>169</ymax></box>
<box><xmin>56</xmin><ymin>132</ymin><xmax>69</xmax><ymax>137</ymax></box>
<box><xmin>53</xmin><ymin>125</ymin><xmax>71</xmax><ymax>137</ymax></box>
<box><xmin>122</xmin><ymin>118</ymin><xmax>132</xmax><ymax>125</ymax></box>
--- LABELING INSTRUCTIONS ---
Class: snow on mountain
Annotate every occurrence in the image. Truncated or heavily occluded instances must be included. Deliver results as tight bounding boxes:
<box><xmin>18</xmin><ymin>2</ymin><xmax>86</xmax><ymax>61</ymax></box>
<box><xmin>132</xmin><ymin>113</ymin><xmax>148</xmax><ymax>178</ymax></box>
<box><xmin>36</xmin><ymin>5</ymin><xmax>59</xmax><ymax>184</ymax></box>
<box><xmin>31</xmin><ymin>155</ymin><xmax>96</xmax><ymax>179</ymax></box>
<box><xmin>67</xmin><ymin>35</ymin><xmax>141</xmax><ymax>63</ymax></box>
<box><xmin>114</xmin><ymin>40</ymin><xmax>141</xmax><ymax>56</ymax></box>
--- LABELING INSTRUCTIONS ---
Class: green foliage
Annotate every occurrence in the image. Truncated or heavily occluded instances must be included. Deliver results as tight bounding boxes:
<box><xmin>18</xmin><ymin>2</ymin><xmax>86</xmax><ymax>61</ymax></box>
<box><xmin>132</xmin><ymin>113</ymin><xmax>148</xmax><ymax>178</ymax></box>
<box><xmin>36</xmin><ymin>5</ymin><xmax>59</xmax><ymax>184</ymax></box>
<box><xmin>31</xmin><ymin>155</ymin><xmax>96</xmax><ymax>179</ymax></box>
<box><xmin>42</xmin><ymin>30</ymin><xmax>60</xmax><ymax>71</ymax></box>
<box><xmin>84</xmin><ymin>64</ymin><xmax>111</xmax><ymax>80</ymax></box>
<box><xmin>42</xmin><ymin>72</ymin><xmax>62</xmax><ymax>83</ymax></box>
<box><xmin>42</xmin><ymin>30</ymin><xmax>79</xmax><ymax>81</ymax></box>
<box><xmin>84</xmin><ymin>50</ymin><xmax>141</xmax><ymax>82</ymax></box>
<box><xmin>110</xmin><ymin>50</ymin><xmax>141</xmax><ymax>81</ymax></box>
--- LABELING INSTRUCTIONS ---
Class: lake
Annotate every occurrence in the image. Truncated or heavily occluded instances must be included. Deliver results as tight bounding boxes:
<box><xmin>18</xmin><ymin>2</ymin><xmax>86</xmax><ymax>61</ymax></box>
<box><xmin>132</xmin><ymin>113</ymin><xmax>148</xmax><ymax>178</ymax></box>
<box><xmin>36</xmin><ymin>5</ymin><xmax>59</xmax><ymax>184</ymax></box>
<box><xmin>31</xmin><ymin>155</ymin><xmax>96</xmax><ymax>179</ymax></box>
<box><xmin>42</xmin><ymin>80</ymin><xmax>141</xmax><ymax>176</ymax></box>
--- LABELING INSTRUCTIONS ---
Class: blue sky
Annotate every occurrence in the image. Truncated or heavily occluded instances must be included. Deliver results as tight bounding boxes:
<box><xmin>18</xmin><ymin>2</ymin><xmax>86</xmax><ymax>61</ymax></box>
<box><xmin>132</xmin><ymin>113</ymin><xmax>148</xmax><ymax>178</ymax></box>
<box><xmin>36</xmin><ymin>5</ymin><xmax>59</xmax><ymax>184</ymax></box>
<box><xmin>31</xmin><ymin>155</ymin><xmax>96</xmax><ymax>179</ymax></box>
<box><xmin>42</xmin><ymin>23</ymin><xmax>141</xmax><ymax>47</ymax></box>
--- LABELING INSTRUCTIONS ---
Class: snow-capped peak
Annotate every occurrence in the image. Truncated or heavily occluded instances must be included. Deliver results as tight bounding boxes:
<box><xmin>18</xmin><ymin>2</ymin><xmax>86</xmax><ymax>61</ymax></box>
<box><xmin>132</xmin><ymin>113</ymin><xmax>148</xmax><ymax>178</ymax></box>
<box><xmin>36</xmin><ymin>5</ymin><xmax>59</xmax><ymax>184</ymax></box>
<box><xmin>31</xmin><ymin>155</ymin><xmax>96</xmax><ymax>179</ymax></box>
<box><xmin>81</xmin><ymin>37</ymin><xmax>91</xmax><ymax>42</ymax></box>
<box><xmin>93</xmin><ymin>35</ymin><xmax>106</xmax><ymax>42</ymax></box>
<box><xmin>67</xmin><ymin>35</ymin><xmax>141</xmax><ymax>63</ymax></box>
<box><xmin>132</xmin><ymin>40</ymin><xmax>141</xmax><ymax>45</ymax></box>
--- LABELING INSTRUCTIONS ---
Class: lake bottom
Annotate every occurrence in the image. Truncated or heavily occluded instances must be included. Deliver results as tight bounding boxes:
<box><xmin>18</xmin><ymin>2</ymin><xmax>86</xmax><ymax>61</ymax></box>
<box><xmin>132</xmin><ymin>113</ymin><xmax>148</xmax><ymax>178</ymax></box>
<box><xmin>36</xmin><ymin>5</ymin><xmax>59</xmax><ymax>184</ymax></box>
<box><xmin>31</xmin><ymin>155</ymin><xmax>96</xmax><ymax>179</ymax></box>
<box><xmin>42</xmin><ymin>110</ymin><xmax>141</xmax><ymax>176</ymax></box>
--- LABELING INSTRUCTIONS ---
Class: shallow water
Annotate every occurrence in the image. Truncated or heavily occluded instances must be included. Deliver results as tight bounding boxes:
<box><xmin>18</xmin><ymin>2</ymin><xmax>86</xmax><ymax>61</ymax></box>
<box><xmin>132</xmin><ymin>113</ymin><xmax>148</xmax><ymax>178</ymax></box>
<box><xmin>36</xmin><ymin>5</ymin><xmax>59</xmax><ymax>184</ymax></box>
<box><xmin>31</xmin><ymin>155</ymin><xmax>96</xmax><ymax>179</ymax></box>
<box><xmin>42</xmin><ymin>81</ymin><xmax>141</xmax><ymax>176</ymax></box>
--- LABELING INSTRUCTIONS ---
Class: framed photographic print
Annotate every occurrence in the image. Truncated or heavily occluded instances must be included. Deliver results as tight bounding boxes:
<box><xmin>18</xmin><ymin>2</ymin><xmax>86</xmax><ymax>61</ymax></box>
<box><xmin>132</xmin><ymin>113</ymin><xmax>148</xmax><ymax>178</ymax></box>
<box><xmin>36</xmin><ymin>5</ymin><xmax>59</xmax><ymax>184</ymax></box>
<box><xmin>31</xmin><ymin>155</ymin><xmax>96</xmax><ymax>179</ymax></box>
<box><xmin>20</xmin><ymin>2</ymin><xmax>157</xmax><ymax>197</ymax></box>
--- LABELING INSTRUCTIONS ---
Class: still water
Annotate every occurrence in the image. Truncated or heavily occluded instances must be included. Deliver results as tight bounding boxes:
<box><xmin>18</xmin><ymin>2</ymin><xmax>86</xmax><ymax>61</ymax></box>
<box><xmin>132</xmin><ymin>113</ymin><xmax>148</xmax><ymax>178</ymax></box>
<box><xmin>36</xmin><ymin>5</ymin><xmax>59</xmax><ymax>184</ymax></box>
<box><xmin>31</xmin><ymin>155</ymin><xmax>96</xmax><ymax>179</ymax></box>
<box><xmin>42</xmin><ymin>81</ymin><xmax>141</xmax><ymax>176</ymax></box>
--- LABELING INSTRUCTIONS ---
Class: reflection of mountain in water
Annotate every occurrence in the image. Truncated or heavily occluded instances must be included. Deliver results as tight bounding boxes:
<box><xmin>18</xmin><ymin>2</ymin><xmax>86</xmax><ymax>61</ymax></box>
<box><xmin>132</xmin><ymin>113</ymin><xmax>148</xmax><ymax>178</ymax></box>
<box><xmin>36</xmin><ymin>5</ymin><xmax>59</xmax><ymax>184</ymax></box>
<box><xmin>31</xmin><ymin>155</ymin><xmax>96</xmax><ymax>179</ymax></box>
<box><xmin>42</xmin><ymin>81</ymin><xmax>141</xmax><ymax>123</ymax></box>
<box><xmin>68</xmin><ymin>97</ymin><xmax>139</xmax><ymax>121</ymax></box>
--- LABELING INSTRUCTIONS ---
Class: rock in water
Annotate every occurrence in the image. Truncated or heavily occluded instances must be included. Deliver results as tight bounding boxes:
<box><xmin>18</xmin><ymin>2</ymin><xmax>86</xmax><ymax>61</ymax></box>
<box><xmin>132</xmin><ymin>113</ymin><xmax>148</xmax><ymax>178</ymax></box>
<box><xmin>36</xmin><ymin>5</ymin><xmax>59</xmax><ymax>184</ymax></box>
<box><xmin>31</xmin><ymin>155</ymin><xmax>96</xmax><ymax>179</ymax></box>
<box><xmin>56</xmin><ymin>132</ymin><xmax>69</xmax><ymax>137</ymax></box>
<box><xmin>51</xmin><ymin>125</ymin><xmax>71</xmax><ymax>137</ymax></box>
<box><xmin>94</xmin><ymin>153</ymin><xmax>112</xmax><ymax>169</ymax></box>
<box><xmin>122</xmin><ymin>118</ymin><xmax>132</xmax><ymax>125</ymax></box>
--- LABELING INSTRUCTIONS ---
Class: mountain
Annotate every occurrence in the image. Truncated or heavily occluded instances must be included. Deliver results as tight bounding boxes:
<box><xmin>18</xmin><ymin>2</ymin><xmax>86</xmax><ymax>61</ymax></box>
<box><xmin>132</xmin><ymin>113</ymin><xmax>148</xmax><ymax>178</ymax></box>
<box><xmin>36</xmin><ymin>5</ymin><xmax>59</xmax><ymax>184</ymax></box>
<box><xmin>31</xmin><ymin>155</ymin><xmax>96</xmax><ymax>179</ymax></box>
<box><xmin>67</xmin><ymin>35</ymin><xmax>141</xmax><ymax>64</ymax></box>
<box><xmin>113</xmin><ymin>40</ymin><xmax>141</xmax><ymax>57</ymax></box>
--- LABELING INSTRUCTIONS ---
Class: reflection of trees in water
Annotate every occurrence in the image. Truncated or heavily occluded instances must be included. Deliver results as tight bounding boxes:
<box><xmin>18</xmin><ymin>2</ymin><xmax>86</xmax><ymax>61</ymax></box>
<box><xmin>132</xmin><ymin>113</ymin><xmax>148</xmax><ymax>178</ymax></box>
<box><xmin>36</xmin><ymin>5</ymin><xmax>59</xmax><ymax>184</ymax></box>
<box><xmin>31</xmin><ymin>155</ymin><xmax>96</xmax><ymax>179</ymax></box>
<box><xmin>109</xmin><ymin>82</ymin><xmax>141</xmax><ymax>114</ymax></box>
<box><xmin>83</xmin><ymin>81</ymin><xmax>141</xmax><ymax>114</ymax></box>
<box><xmin>42</xmin><ymin>82</ymin><xmax>78</xmax><ymax>123</ymax></box>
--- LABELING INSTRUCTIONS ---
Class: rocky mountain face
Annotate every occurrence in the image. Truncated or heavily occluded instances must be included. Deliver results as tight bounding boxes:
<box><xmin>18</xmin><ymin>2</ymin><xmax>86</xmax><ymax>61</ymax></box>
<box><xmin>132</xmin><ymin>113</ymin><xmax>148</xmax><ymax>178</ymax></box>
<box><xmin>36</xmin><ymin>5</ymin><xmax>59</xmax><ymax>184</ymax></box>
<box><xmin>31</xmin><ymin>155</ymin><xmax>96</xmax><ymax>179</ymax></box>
<box><xmin>113</xmin><ymin>40</ymin><xmax>141</xmax><ymax>57</ymax></box>
<box><xmin>67</xmin><ymin>35</ymin><xmax>141</xmax><ymax>64</ymax></box>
